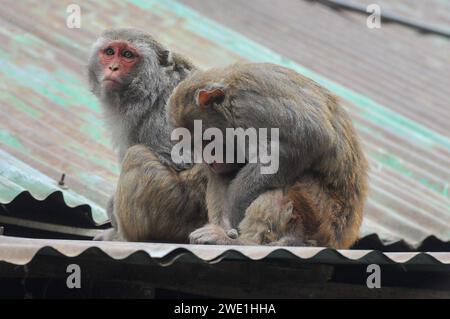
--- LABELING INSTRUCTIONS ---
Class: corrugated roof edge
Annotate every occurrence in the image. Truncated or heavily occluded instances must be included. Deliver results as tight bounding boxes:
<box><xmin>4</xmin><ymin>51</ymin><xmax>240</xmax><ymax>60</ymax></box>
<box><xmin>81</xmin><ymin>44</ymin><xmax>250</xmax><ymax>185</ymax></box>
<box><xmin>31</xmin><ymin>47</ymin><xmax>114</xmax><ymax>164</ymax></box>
<box><xmin>0</xmin><ymin>190</ymin><xmax>110</xmax><ymax>237</ymax></box>
<box><xmin>0</xmin><ymin>150</ymin><xmax>108</xmax><ymax>225</ymax></box>
<box><xmin>354</xmin><ymin>233</ymin><xmax>450</xmax><ymax>252</ymax></box>
<box><xmin>0</xmin><ymin>189</ymin><xmax>108</xmax><ymax>227</ymax></box>
<box><xmin>0</xmin><ymin>236</ymin><xmax>449</xmax><ymax>267</ymax></box>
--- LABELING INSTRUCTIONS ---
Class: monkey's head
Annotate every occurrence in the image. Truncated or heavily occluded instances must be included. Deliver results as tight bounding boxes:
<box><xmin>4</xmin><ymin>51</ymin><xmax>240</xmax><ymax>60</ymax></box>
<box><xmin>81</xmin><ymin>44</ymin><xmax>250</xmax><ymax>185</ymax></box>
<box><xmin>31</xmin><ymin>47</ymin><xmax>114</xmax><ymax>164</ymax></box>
<box><xmin>168</xmin><ymin>63</ymin><xmax>288</xmax><ymax>131</ymax></box>
<box><xmin>168</xmin><ymin>66</ymin><xmax>238</xmax><ymax>136</ymax></box>
<box><xmin>240</xmin><ymin>190</ymin><xmax>294</xmax><ymax>243</ymax></box>
<box><xmin>88</xmin><ymin>28</ymin><xmax>174</xmax><ymax>100</ymax></box>
<box><xmin>169</xmin><ymin>64</ymin><xmax>266</xmax><ymax>175</ymax></box>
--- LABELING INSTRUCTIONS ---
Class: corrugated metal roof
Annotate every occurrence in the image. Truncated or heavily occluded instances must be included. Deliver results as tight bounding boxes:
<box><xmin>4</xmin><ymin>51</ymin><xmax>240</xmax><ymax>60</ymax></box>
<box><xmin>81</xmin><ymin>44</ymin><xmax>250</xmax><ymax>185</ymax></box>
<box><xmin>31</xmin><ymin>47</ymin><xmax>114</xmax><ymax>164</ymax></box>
<box><xmin>1</xmin><ymin>236</ymin><xmax>449</xmax><ymax>267</ymax></box>
<box><xmin>0</xmin><ymin>0</ymin><xmax>449</xmax><ymax>246</ymax></box>
<box><xmin>2</xmin><ymin>235</ymin><xmax>449</xmax><ymax>298</ymax></box>
<box><xmin>0</xmin><ymin>149</ymin><xmax>106</xmax><ymax>225</ymax></box>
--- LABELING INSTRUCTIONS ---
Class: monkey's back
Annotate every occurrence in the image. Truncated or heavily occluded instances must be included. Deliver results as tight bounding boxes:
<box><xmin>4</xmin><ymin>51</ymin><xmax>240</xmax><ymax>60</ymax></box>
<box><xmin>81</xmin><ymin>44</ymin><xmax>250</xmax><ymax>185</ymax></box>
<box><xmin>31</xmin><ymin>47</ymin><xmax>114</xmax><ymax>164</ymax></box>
<box><xmin>223</xmin><ymin>63</ymin><xmax>368</xmax><ymax>248</ymax></box>
<box><xmin>170</xmin><ymin>62</ymin><xmax>369</xmax><ymax>248</ymax></box>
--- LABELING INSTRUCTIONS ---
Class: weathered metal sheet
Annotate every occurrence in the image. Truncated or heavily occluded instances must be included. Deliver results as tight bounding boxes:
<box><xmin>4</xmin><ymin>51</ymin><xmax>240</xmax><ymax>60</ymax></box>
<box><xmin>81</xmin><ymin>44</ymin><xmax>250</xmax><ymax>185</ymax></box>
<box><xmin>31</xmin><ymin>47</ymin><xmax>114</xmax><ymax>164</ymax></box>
<box><xmin>355</xmin><ymin>0</ymin><xmax>450</xmax><ymax>31</ymax></box>
<box><xmin>0</xmin><ymin>236</ymin><xmax>449</xmax><ymax>267</ymax></box>
<box><xmin>0</xmin><ymin>0</ymin><xmax>448</xmax><ymax>246</ymax></box>
<box><xmin>0</xmin><ymin>149</ymin><xmax>107</xmax><ymax>225</ymax></box>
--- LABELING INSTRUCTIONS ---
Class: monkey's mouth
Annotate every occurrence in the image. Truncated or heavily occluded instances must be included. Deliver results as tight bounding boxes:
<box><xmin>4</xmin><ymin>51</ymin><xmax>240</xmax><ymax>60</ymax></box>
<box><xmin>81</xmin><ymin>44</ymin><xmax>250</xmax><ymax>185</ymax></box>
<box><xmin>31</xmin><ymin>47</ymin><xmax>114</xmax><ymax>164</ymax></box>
<box><xmin>102</xmin><ymin>77</ymin><xmax>123</xmax><ymax>88</ymax></box>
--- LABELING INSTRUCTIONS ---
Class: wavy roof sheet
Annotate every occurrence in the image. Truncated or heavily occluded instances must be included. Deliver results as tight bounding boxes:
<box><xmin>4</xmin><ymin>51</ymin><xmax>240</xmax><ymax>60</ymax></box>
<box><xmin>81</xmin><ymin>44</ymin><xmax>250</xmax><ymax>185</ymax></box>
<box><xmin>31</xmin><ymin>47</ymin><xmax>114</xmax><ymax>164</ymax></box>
<box><xmin>1</xmin><ymin>236</ymin><xmax>449</xmax><ymax>267</ymax></box>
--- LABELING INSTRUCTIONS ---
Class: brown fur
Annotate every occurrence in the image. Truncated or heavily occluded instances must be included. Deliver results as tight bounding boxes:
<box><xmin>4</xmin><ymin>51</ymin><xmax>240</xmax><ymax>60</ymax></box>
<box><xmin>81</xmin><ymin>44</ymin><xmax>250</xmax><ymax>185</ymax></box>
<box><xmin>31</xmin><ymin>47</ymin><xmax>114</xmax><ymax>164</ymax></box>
<box><xmin>237</xmin><ymin>174</ymin><xmax>365</xmax><ymax>249</ymax></box>
<box><xmin>170</xmin><ymin>63</ymin><xmax>368</xmax><ymax>248</ymax></box>
<box><xmin>115</xmin><ymin>145</ymin><xmax>207</xmax><ymax>242</ymax></box>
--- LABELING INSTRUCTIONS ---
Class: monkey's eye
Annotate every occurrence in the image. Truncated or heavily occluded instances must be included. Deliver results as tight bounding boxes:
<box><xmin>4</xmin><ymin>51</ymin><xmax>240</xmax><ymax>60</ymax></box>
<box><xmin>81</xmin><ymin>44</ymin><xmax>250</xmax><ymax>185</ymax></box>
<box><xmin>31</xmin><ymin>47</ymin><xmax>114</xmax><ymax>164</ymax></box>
<box><xmin>104</xmin><ymin>48</ymin><xmax>115</xmax><ymax>56</ymax></box>
<box><xmin>122</xmin><ymin>50</ymin><xmax>134</xmax><ymax>59</ymax></box>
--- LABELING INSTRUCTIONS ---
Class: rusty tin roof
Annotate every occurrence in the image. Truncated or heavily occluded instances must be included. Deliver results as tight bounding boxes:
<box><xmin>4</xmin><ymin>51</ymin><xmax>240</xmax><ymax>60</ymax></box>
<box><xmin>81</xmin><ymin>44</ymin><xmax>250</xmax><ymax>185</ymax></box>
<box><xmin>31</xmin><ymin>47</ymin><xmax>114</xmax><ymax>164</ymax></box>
<box><xmin>0</xmin><ymin>0</ymin><xmax>449</xmax><ymax>249</ymax></box>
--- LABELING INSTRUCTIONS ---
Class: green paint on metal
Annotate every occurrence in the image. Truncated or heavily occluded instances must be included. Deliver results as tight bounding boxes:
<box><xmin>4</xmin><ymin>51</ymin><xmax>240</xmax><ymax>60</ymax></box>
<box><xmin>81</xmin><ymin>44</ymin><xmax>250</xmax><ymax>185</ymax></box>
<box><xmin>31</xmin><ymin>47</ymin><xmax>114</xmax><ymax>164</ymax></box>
<box><xmin>133</xmin><ymin>0</ymin><xmax>450</xmax><ymax>151</ymax></box>
<box><xmin>0</xmin><ymin>57</ymin><xmax>110</xmax><ymax>147</ymax></box>
<box><xmin>0</xmin><ymin>130</ymin><xmax>29</xmax><ymax>154</ymax></box>
<box><xmin>0</xmin><ymin>139</ymin><xmax>113</xmax><ymax>202</ymax></box>
<box><xmin>79</xmin><ymin>122</ymin><xmax>110</xmax><ymax>147</ymax></box>
<box><xmin>353</xmin><ymin>122</ymin><xmax>383</xmax><ymax>139</ymax></box>
<box><xmin>11</xmin><ymin>32</ymin><xmax>41</xmax><ymax>47</ymax></box>
<box><xmin>0</xmin><ymin>63</ymin><xmax>116</xmax><ymax>175</ymax></box>
<box><xmin>0</xmin><ymin>91</ymin><xmax>41</xmax><ymax>118</ymax></box>
<box><xmin>0</xmin><ymin>61</ymin><xmax>67</xmax><ymax>107</ymax></box>
<box><xmin>0</xmin><ymin>149</ymin><xmax>107</xmax><ymax>224</ymax></box>
<box><xmin>0</xmin><ymin>30</ymin><xmax>102</xmax><ymax>116</ymax></box>
<box><xmin>0</xmin><ymin>69</ymin><xmax>116</xmax><ymax>175</ymax></box>
<box><xmin>436</xmin><ymin>0</ymin><xmax>450</xmax><ymax>8</ymax></box>
<box><xmin>367</xmin><ymin>198</ymin><xmax>437</xmax><ymax>240</ymax></box>
<box><xmin>370</xmin><ymin>151</ymin><xmax>446</xmax><ymax>196</ymax></box>
<box><xmin>52</xmin><ymin>70</ymin><xmax>102</xmax><ymax>114</ymax></box>
<box><xmin>68</xmin><ymin>142</ymin><xmax>119</xmax><ymax>175</ymax></box>
<box><xmin>355</xmin><ymin>121</ymin><xmax>450</xmax><ymax>190</ymax></box>
<box><xmin>0</xmin><ymin>175</ymin><xmax>26</xmax><ymax>198</ymax></box>
<box><xmin>54</xmin><ymin>33</ymin><xmax>84</xmax><ymax>53</ymax></box>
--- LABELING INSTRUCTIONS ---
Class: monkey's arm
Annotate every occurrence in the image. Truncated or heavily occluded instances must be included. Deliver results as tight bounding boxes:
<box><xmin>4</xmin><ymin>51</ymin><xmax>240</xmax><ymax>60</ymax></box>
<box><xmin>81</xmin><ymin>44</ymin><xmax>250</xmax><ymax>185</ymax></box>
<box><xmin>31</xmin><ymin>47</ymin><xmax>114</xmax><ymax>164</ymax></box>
<box><xmin>205</xmin><ymin>172</ymin><xmax>235</xmax><ymax>230</ymax></box>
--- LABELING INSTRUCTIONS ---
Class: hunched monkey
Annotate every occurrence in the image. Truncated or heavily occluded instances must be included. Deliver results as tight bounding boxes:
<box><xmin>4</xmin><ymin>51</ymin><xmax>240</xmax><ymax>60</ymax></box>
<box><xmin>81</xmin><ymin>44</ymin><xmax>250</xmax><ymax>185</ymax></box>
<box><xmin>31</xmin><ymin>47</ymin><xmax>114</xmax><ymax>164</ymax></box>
<box><xmin>169</xmin><ymin>63</ymin><xmax>368</xmax><ymax>248</ymax></box>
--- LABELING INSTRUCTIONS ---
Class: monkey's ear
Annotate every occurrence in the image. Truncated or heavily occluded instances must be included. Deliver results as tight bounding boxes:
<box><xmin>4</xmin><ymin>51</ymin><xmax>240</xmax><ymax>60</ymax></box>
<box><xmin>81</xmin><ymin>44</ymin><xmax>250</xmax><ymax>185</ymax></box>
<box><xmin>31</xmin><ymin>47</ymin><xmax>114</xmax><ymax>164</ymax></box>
<box><xmin>197</xmin><ymin>88</ymin><xmax>225</xmax><ymax>109</ymax></box>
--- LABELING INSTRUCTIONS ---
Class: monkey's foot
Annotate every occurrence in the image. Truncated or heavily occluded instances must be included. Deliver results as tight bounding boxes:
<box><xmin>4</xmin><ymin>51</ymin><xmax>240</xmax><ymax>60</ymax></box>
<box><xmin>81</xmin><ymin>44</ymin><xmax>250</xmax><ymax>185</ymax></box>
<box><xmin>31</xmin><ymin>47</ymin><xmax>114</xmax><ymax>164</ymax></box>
<box><xmin>189</xmin><ymin>224</ymin><xmax>238</xmax><ymax>245</ymax></box>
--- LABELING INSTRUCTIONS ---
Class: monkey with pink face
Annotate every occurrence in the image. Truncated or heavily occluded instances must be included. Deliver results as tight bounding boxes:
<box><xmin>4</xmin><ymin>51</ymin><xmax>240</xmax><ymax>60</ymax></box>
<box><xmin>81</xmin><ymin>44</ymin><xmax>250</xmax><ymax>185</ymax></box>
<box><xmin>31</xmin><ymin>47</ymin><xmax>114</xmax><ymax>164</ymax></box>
<box><xmin>88</xmin><ymin>28</ymin><xmax>207</xmax><ymax>242</ymax></box>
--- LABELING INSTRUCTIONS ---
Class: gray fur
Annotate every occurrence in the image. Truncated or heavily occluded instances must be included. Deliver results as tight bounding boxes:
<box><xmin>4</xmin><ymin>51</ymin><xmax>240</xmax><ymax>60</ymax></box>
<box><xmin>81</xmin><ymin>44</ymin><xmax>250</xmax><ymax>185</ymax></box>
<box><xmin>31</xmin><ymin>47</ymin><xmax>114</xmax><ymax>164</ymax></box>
<box><xmin>88</xmin><ymin>28</ymin><xmax>198</xmax><ymax>240</ymax></box>
<box><xmin>88</xmin><ymin>28</ymin><xmax>196</xmax><ymax>165</ymax></box>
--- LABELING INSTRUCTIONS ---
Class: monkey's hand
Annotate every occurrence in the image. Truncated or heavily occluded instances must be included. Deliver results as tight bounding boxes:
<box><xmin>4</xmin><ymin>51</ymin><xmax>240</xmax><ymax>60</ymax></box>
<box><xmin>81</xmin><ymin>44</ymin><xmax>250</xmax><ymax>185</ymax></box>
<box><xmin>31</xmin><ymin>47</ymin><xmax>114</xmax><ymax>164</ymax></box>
<box><xmin>189</xmin><ymin>224</ymin><xmax>239</xmax><ymax>245</ymax></box>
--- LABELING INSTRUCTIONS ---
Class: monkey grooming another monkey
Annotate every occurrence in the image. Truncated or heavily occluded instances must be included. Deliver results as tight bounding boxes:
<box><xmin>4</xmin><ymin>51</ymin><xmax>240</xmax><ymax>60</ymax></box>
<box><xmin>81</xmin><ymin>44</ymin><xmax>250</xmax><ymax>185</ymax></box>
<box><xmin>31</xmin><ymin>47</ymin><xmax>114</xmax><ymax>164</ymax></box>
<box><xmin>88</xmin><ymin>28</ymin><xmax>207</xmax><ymax>241</ymax></box>
<box><xmin>114</xmin><ymin>144</ymin><xmax>207</xmax><ymax>242</ymax></box>
<box><xmin>169</xmin><ymin>63</ymin><xmax>368</xmax><ymax>248</ymax></box>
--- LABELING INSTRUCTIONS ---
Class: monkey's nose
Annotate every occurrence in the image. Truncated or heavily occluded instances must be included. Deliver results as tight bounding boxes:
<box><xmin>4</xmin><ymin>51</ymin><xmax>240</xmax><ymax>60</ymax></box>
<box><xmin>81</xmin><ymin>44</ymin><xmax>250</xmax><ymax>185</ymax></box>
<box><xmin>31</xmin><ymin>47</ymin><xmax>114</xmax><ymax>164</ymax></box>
<box><xmin>109</xmin><ymin>65</ymin><xmax>119</xmax><ymax>72</ymax></box>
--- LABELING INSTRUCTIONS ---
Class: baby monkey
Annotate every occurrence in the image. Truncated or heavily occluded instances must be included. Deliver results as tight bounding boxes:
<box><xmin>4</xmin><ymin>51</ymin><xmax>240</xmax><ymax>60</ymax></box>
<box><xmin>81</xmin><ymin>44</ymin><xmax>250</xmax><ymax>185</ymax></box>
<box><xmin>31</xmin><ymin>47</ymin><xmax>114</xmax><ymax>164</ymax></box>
<box><xmin>169</xmin><ymin>63</ymin><xmax>368</xmax><ymax>248</ymax></box>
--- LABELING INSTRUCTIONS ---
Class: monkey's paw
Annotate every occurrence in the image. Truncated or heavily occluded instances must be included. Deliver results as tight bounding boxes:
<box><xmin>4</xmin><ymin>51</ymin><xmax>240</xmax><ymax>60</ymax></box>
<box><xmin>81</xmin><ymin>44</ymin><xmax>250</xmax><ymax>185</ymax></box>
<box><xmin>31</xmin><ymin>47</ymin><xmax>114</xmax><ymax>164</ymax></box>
<box><xmin>189</xmin><ymin>224</ymin><xmax>238</xmax><ymax>245</ymax></box>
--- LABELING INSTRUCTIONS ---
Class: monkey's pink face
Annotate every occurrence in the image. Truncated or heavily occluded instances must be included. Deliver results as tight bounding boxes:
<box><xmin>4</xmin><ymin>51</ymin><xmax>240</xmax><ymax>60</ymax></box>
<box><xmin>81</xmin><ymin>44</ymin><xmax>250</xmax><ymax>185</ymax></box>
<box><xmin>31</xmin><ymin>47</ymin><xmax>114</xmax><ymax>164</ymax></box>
<box><xmin>98</xmin><ymin>41</ymin><xmax>140</xmax><ymax>90</ymax></box>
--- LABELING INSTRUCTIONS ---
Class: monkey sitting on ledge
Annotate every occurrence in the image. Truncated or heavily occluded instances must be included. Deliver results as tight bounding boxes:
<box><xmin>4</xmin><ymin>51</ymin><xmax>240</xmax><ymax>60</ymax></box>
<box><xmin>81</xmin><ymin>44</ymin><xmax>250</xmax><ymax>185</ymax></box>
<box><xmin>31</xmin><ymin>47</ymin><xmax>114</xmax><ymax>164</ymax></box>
<box><xmin>169</xmin><ymin>63</ymin><xmax>368</xmax><ymax>249</ymax></box>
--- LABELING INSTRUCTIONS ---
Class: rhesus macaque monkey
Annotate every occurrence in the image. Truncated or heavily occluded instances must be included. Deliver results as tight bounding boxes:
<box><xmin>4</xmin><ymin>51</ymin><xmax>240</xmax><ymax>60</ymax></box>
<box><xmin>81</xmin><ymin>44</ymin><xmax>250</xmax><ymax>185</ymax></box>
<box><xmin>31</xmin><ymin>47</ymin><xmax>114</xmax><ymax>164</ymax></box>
<box><xmin>114</xmin><ymin>144</ymin><xmax>207</xmax><ymax>242</ymax></box>
<box><xmin>169</xmin><ymin>63</ymin><xmax>368</xmax><ymax>248</ymax></box>
<box><xmin>88</xmin><ymin>28</ymin><xmax>207</xmax><ymax>241</ymax></box>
